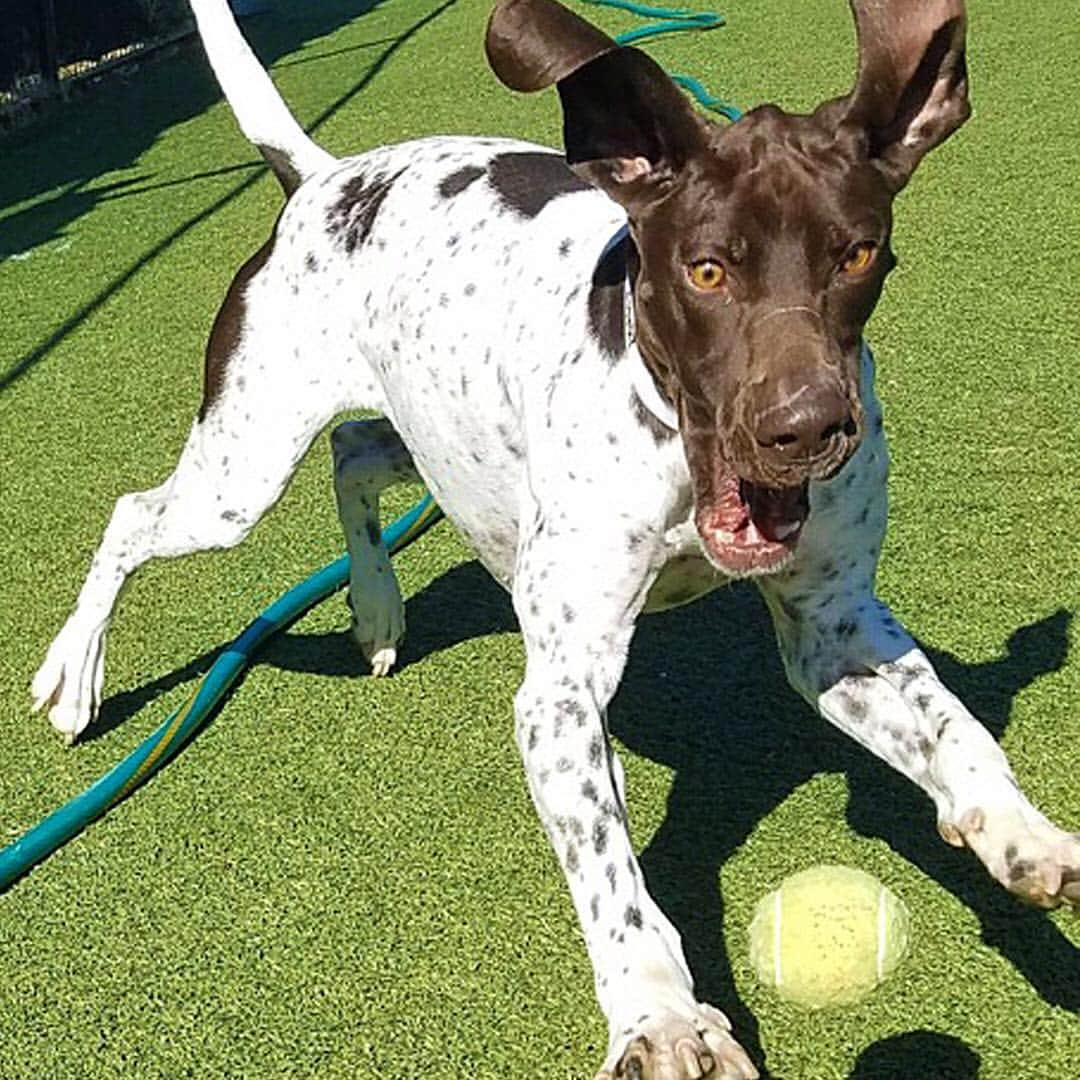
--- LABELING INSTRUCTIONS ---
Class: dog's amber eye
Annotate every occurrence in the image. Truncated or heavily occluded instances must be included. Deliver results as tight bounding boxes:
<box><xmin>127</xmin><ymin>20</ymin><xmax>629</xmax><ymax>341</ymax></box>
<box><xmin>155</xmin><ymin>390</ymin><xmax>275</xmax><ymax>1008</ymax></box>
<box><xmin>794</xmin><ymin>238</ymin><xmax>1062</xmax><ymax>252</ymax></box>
<box><xmin>689</xmin><ymin>260</ymin><xmax>727</xmax><ymax>291</ymax></box>
<box><xmin>841</xmin><ymin>242</ymin><xmax>876</xmax><ymax>275</ymax></box>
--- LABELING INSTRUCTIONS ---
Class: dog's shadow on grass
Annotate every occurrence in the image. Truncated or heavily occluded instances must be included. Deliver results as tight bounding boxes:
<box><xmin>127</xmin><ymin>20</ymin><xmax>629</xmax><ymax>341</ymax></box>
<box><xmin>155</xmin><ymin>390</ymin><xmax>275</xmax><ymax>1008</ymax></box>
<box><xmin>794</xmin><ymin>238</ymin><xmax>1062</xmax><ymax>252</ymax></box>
<box><xmin>615</xmin><ymin>586</ymin><xmax>1075</xmax><ymax>1075</ymax></box>
<box><xmin>849</xmin><ymin>1030</ymin><xmax>980</xmax><ymax>1079</ymax></box>
<box><xmin>268</xmin><ymin>563</ymin><xmax>1076</xmax><ymax>1071</ymax></box>
<box><xmin>90</xmin><ymin>559</ymin><xmax>1074</xmax><ymax>1076</ymax></box>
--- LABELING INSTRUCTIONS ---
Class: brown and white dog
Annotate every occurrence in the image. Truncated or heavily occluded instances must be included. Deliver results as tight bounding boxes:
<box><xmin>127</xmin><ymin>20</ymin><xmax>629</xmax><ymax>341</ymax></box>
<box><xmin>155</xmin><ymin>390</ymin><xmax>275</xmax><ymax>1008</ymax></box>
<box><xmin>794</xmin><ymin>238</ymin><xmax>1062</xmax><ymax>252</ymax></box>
<box><xmin>33</xmin><ymin>1</ymin><xmax>1078</xmax><ymax>1076</ymax></box>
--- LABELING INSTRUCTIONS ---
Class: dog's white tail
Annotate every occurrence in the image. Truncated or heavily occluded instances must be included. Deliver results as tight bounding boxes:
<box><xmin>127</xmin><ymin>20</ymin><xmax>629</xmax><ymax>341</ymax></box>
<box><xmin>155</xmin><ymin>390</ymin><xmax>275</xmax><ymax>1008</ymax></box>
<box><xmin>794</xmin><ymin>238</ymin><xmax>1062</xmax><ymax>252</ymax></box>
<box><xmin>188</xmin><ymin>0</ymin><xmax>335</xmax><ymax>193</ymax></box>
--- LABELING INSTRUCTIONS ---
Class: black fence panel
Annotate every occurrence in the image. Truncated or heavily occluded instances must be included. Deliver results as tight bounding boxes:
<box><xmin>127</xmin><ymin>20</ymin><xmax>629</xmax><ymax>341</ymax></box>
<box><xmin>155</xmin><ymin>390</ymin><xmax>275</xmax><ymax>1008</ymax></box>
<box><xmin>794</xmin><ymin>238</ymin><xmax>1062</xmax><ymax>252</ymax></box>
<box><xmin>1</xmin><ymin>0</ymin><xmax>192</xmax><ymax>98</ymax></box>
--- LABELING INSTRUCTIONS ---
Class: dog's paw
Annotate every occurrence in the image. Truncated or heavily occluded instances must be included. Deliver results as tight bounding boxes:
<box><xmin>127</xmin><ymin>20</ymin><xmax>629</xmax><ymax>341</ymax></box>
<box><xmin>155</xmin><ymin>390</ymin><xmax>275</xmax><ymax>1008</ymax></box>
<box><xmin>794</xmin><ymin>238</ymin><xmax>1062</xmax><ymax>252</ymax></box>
<box><xmin>939</xmin><ymin>805</ymin><xmax>1080</xmax><ymax>910</ymax></box>
<box><xmin>347</xmin><ymin>565</ymin><xmax>404</xmax><ymax>677</ymax></box>
<box><xmin>597</xmin><ymin>1006</ymin><xmax>758</xmax><ymax>1080</ymax></box>
<box><xmin>31</xmin><ymin>622</ymin><xmax>105</xmax><ymax>744</ymax></box>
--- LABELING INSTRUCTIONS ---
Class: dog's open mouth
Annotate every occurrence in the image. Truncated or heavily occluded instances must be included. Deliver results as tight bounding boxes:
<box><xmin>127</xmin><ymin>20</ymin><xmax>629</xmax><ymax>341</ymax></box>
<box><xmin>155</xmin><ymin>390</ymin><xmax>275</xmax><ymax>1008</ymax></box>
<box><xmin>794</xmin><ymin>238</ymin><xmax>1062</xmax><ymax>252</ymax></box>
<box><xmin>695</xmin><ymin>465</ymin><xmax>809</xmax><ymax>576</ymax></box>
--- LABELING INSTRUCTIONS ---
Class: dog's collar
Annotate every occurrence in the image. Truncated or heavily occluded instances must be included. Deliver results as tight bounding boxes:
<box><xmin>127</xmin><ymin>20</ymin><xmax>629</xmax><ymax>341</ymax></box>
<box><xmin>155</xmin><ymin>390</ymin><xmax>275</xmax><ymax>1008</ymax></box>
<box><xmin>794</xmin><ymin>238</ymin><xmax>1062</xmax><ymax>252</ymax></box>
<box><xmin>630</xmin><ymin>345</ymin><xmax>680</xmax><ymax>432</ymax></box>
<box><xmin>603</xmin><ymin>224</ymin><xmax>680</xmax><ymax>433</ymax></box>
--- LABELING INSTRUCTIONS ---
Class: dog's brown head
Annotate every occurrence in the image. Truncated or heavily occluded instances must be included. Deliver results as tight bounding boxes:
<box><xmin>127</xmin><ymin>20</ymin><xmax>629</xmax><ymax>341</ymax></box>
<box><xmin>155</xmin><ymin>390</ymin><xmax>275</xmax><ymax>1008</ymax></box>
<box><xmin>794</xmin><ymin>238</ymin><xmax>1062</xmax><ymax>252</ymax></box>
<box><xmin>487</xmin><ymin>0</ymin><xmax>969</xmax><ymax>576</ymax></box>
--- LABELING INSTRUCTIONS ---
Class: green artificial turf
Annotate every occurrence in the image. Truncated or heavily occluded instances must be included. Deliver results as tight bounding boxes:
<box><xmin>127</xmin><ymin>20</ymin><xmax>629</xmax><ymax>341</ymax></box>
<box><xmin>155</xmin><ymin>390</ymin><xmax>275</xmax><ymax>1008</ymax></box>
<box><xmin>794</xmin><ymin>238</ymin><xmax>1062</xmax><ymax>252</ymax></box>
<box><xmin>0</xmin><ymin>1</ymin><xmax>1077</xmax><ymax>1076</ymax></box>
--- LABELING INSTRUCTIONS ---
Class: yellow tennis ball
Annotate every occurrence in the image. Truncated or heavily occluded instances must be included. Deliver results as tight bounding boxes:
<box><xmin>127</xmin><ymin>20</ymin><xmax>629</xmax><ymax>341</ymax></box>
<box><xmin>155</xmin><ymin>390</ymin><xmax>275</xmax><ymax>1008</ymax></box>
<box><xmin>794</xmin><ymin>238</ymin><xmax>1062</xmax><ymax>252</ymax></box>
<box><xmin>748</xmin><ymin>865</ymin><xmax>910</xmax><ymax>1008</ymax></box>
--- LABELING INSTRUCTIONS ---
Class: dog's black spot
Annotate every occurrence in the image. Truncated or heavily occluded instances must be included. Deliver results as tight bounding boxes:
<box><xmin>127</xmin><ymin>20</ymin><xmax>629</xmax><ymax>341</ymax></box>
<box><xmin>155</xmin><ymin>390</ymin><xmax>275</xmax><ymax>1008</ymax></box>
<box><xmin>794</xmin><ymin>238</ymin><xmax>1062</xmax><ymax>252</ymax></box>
<box><xmin>898</xmin><ymin>665</ymin><xmax>920</xmax><ymax>690</ymax></box>
<box><xmin>488</xmin><ymin>152</ymin><xmax>591</xmax><ymax>218</ymax></box>
<box><xmin>838</xmin><ymin>689</ymin><xmax>868</xmax><ymax>721</ymax></box>
<box><xmin>630</xmin><ymin>390</ymin><xmax>677</xmax><ymax>445</ymax></box>
<box><xmin>200</xmin><ymin>213</ymin><xmax>280</xmax><ymax>421</ymax></box>
<box><xmin>326</xmin><ymin>169</ymin><xmax>403</xmax><ymax>254</ymax></box>
<box><xmin>495</xmin><ymin>370</ymin><xmax>514</xmax><ymax>409</ymax></box>
<box><xmin>590</xmin><ymin>895</ymin><xmax>600</xmax><ymax>921</ymax></box>
<box><xmin>365</xmin><ymin>519</ymin><xmax>381</xmax><ymax>547</ymax></box>
<box><xmin>304</xmin><ymin>253</ymin><xmax>319</xmax><ymax>273</ymax></box>
<box><xmin>438</xmin><ymin>165</ymin><xmax>485</xmax><ymax>199</ymax></box>
<box><xmin>624</xmin><ymin>905</ymin><xmax>643</xmax><ymax>929</ymax></box>
<box><xmin>259</xmin><ymin>144</ymin><xmax>302</xmax><ymax>196</ymax></box>
<box><xmin>593</xmin><ymin>818</ymin><xmax>608</xmax><ymax>855</ymax></box>
<box><xmin>559</xmin><ymin>238</ymin><xmax>573</xmax><ymax>257</ymax></box>
<box><xmin>556</xmin><ymin>698</ymin><xmax>588</xmax><ymax>727</ymax></box>
<box><xmin>587</xmin><ymin>230</ymin><xmax>635</xmax><ymax>363</ymax></box>
<box><xmin>565</xmin><ymin>844</ymin><xmax>579</xmax><ymax>873</ymax></box>
<box><xmin>1008</xmin><ymin>859</ymin><xmax>1036</xmax><ymax>884</ymax></box>
<box><xmin>588</xmin><ymin>735</ymin><xmax>604</xmax><ymax>769</ymax></box>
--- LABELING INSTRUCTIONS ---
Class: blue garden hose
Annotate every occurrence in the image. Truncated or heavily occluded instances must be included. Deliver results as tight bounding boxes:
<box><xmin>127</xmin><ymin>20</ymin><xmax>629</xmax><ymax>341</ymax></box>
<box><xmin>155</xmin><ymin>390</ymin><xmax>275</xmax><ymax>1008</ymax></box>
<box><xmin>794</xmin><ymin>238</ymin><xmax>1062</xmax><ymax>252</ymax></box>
<box><xmin>0</xmin><ymin>495</ymin><xmax>444</xmax><ymax>892</ymax></box>
<box><xmin>1</xmin><ymin>1</ymin><xmax>740</xmax><ymax>894</ymax></box>
<box><xmin>586</xmin><ymin>0</ymin><xmax>744</xmax><ymax>120</ymax></box>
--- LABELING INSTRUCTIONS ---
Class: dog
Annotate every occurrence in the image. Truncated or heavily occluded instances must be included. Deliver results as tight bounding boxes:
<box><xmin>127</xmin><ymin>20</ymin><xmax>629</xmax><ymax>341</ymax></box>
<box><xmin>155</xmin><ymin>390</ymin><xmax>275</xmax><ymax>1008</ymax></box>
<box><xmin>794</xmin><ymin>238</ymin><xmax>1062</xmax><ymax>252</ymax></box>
<box><xmin>32</xmin><ymin>0</ymin><xmax>1079</xmax><ymax>1076</ymax></box>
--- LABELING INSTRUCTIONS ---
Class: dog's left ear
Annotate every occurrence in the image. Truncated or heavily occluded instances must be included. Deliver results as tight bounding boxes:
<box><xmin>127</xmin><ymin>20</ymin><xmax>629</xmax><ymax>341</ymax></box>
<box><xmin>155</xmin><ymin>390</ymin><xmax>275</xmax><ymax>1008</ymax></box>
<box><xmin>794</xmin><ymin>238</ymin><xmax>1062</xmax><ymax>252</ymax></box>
<box><xmin>487</xmin><ymin>0</ymin><xmax>709</xmax><ymax>210</ymax></box>
<box><xmin>827</xmin><ymin>0</ymin><xmax>971</xmax><ymax>191</ymax></box>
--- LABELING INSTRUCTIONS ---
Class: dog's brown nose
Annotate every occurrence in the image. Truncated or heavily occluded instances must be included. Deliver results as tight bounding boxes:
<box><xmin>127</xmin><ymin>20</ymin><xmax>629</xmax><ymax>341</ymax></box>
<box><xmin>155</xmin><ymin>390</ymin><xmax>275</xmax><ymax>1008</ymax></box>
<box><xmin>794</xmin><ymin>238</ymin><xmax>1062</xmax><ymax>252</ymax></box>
<box><xmin>753</xmin><ymin>377</ymin><xmax>858</xmax><ymax>476</ymax></box>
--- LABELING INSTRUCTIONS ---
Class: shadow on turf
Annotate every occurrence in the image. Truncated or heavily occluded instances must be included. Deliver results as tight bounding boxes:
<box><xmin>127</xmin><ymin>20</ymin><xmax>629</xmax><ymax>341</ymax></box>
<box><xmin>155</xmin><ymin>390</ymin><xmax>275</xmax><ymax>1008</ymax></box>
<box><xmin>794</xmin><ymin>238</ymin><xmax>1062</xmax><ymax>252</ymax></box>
<box><xmin>849</xmin><ymin>1030</ymin><xmax>979</xmax><ymax>1079</ymax></box>
<box><xmin>80</xmin><ymin>556</ymin><xmax>508</xmax><ymax>740</ymax></box>
<box><xmin>86</xmin><ymin>559</ymin><xmax>1074</xmax><ymax>1076</ymax></box>
<box><xmin>1</xmin><ymin>0</ymin><xmax>462</xmax><ymax>392</ymax></box>
<box><xmin>613</xmin><ymin>590</ymin><xmax>1076</xmax><ymax>1074</ymax></box>
<box><xmin>0</xmin><ymin>1</ymin><xmax>384</xmax><ymax>259</ymax></box>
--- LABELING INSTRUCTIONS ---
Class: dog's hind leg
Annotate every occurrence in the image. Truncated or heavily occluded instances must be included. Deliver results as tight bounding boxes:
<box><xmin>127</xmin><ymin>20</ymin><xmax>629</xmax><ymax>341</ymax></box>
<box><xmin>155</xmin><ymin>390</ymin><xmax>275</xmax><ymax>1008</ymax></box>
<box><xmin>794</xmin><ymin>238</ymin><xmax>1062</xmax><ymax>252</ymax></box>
<box><xmin>330</xmin><ymin>418</ymin><xmax>418</xmax><ymax>675</ymax></box>
<box><xmin>31</xmin><ymin>342</ymin><xmax>355</xmax><ymax>742</ymax></box>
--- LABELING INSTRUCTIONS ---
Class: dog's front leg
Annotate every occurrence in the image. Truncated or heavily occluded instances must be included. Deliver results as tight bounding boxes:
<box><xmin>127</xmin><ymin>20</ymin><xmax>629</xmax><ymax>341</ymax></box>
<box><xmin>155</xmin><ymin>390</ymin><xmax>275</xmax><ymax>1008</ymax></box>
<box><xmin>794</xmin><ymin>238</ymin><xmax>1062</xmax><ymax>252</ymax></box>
<box><xmin>759</xmin><ymin>576</ymin><xmax>1080</xmax><ymax>911</ymax></box>
<box><xmin>513</xmin><ymin>520</ymin><xmax>757</xmax><ymax>1080</ymax></box>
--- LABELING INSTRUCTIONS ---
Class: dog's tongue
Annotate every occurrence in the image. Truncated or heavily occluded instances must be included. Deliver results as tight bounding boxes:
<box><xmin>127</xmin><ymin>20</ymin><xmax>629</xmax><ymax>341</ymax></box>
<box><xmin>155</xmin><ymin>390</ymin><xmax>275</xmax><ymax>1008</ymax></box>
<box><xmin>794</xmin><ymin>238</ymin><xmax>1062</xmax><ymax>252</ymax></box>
<box><xmin>741</xmin><ymin>481</ymin><xmax>809</xmax><ymax>542</ymax></box>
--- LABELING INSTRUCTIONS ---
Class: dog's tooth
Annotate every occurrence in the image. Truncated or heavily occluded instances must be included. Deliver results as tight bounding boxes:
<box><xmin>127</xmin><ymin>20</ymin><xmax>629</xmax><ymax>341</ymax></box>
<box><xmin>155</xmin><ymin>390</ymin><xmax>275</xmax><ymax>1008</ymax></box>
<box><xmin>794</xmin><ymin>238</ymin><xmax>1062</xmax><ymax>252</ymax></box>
<box><xmin>772</xmin><ymin>521</ymin><xmax>802</xmax><ymax>541</ymax></box>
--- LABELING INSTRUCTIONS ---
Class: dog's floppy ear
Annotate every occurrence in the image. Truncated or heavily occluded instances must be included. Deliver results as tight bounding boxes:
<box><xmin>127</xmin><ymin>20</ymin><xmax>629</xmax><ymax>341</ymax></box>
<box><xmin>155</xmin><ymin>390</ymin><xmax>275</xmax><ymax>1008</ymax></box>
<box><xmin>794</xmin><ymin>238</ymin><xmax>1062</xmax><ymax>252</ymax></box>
<box><xmin>826</xmin><ymin>0</ymin><xmax>970</xmax><ymax>191</ymax></box>
<box><xmin>486</xmin><ymin>0</ymin><xmax>708</xmax><ymax>210</ymax></box>
<box><xmin>486</xmin><ymin>0</ymin><xmax>616</xmax><ymax>91</ymax></box>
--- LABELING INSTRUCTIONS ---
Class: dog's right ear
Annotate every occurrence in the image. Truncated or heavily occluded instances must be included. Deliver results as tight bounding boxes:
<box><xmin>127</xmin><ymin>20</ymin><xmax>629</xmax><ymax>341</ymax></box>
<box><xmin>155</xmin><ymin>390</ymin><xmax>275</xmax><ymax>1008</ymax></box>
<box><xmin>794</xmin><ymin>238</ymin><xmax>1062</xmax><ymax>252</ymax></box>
<box><xmin>486</xmin><ymin>0</ymin><xmax>708</xmax><ymax>210</ymax></box>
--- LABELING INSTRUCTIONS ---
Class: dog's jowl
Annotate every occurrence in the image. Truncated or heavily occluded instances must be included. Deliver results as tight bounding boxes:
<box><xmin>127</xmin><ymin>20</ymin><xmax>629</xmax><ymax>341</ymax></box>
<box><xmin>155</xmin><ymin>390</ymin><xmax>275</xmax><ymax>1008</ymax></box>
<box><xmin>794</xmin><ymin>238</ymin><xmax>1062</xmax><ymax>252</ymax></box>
<box><xmin>33</xmin><ymin>1</ymin><xmax>1078</xmax><ymax>1077</ymax></box>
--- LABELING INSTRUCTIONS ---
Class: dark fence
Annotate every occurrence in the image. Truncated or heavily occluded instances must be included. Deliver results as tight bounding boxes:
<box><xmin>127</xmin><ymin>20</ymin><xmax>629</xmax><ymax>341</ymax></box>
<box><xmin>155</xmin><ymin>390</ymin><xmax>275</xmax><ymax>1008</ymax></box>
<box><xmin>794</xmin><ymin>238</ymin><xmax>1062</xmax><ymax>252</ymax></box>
<box><xmin>1</xmin><ymin>1</ymin><xmax>195</xmax><ymax>100</ymax></box>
